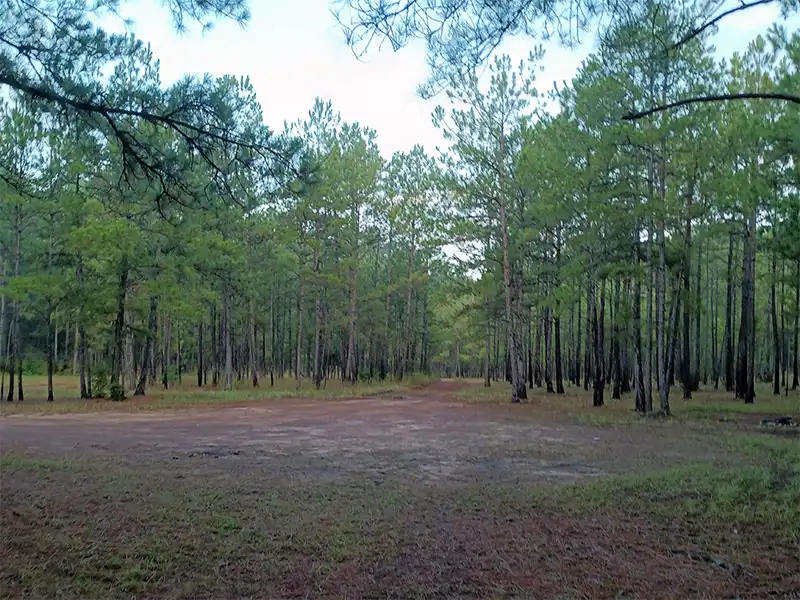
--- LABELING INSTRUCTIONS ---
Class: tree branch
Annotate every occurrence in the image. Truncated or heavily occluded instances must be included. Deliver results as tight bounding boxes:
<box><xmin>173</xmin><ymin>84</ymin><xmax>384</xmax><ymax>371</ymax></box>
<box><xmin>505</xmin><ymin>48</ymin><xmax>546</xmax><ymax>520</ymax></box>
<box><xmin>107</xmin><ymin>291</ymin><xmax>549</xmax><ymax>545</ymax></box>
<box><xmin>622</xmin><ymin>92</ymin><xmax>800</xmax><ymax>120</ymax></box>
<box><xmin>671</xmin><ymin>0</ymin><xmax>777</xmax><ymax>50</ymax></box>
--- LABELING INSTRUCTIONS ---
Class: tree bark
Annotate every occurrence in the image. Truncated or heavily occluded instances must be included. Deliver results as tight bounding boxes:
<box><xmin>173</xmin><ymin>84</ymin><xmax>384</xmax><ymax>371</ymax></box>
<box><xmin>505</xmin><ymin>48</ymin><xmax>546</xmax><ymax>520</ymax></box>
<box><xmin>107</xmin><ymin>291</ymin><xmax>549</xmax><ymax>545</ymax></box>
<box><xmin>681</xmin><ymin>171</ymin><xmax>693</xmax><ymax>398</ymax></box>
<box><xmin>724</xmin><ymin>232</ymin><xmax>735</xmax><ymax>391</ymax></box>
<box><xmin>111</xmin><ymin>257</ymin><xmax>128</xmax><ymax>396</ymax></box>
<box><xmin>401</xmin><ymin>226</ymin><xmax>415</xmax><ymax>379</ymax></box>
<box><xmin>498</xmin><ymin>131</ymin><xmax>523</xmax><ymax>402</ymax></box>
<box><xmin>771</xmin><ymin>250</ymin><xmax>780</xmax><ymax>395</ymax></box>
<box><xmin>576</xmin><ymin>289</ymin><xmax>582</xmax><ymax>388</ymax></box>
<box><xmin>6</xmin><ymin>205</ymin><xmax>22</xmax><ymax>402</ymax></box>
<box><xmin>0</xmin><ymin>258</ymin><xmax>5</xmax><ymax>399</ymax></box>
<box><xmin>313</xmin><ymin>241</ymin><xmax>324</xmax><ymax>389</ymax></box>
<box><xmin>250</xmin><ymin>299</ymin><xmax>259</xmax><ymax>388</ymax></box>
<box><xmin>793</xmin><ymin>259</ymin><xmax>799</xmax><ymax>390</ymax></box>
<box><xmin>135</xmin><ymin>296</ymin><xmax>157</xmax><ymax>396</ymax></box>
<box><xmin>633</xmin><ymin>271</ymin><xmax>646</xmax><ymax>412</ymax></box>
<box><xmin>544</xmin><ymin>304</ymin><xmax>554</xmax><ymax>393</ymax></box>
<box><xmin>695</xmin><ymin>240</ymin><xmax>703</xmax><ymax>386</ymax></box>
<box><xmin>223</xmin><ymin>282</ymin><xmax>233</xmax><ymax>391</ymax></box>
<box><xmin>346</xmin><ymin>263</ymin><xmax>358</xmax><ymax>384</ymax></box>
<box><xmin>590</xmin><ymin>280</ymin><xmax>604</xmax><ymax>407</ymax></box>
<box><xmin>78</xmin><ymin>253</ymin><xmax>89</xmax><ymax>399</ymax></box>
<box><xmin>484</xmin><ymin>294</ymin><xmax>491</xmax><ymax>387</ymax></box>
<box><xmin>554</xmin><ymin>312</ymin><xmax>564</xmax><ymax>394</ymax></box>
<box><xmin>656</xmin><ymin>162</ymin><xmax>670</xmax><ymax>414</ymax></box>
<box><xmin>46</xmin><ymin>312</ymin><xmax>54</xmax><ymax>402</ymax></box>
<box><xmin>736</xmin><ymin>213</ymin><xmax>757</xmax><ymax>403</ymax></box>
<box><xmin>645</xmin><ymin>220</ymin><xmax>654</xmax><ymax>411</ymax></box>
<box><xmin>612</xmin><ymin>278</ymin><xmax>622</xmax><ymax>400</ymax></box>
<box><xmin>197</xmin><ymin>322</ymin><xmax>204</xmax><ymax>388</ymax></box>
<box><xmin>296</xmin><ymin>272</ymin><xmax>304</xmax><ymax>389</ymax></box>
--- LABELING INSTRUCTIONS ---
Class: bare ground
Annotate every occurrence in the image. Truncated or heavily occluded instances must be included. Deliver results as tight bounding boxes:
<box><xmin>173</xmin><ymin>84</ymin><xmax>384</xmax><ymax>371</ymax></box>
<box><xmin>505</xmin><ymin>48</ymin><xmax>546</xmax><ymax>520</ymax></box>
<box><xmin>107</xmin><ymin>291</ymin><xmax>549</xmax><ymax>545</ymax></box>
<box><xmin>2</xmin><ymin>381</ymin><xmax>798</xmax><ymax>599</ymax></box>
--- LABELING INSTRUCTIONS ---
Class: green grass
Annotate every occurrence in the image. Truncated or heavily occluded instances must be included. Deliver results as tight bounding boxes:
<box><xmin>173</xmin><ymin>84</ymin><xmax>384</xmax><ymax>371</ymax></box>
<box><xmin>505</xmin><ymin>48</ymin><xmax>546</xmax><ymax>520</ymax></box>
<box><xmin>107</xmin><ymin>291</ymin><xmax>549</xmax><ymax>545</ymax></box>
<box><xmin>3</xmin><ymin>431</ymin><xmax>799</xmax><ymax>599</ymax></box>
<box><xmin>0</xmin><ymin>374</ymin><xmax>436</xmax><ymax>414</ymax></box>
<box><xmin>0</xmin><ymin>435</ymin><xmax>800</xmax><ymax>598</ymax></box>
<box><xmin>558</xmin><ymin>434</ymin><xmax>800</xmax><ymax>538</ymax></box>
<box><xmin>456</xmin><ymin>380</ymin><xmax>799</xmax><ymax>426</ymax></box>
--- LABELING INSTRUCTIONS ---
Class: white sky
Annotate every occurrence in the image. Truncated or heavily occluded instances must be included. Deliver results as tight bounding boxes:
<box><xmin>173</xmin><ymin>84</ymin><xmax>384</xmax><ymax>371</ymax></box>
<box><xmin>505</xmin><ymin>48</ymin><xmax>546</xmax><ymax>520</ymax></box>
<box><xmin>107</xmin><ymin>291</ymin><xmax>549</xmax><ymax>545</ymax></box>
<box><xmin>113</xmin><ymin>0</ymin><xmax>789</xmax><ymax>159</ymax></box>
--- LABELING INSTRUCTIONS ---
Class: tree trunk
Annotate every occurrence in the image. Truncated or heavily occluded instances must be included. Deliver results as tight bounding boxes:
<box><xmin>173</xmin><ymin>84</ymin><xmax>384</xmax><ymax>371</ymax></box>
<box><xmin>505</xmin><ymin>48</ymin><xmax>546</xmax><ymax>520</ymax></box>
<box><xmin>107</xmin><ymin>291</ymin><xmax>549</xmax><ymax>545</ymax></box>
<box><xmin>656</xmin><ymin>164</ymin><xmax>669</xmax><ymax>414</ymax></box>
<box><xmin>313</xmin><ymin>232</ymin><xmax>324</xmax><ymax>388</ymax></box>
<box><xmin>124</xmin><ymin>299</ymin><xmax>134</xmax><ymax>393</ymax></box>
<box><xmin>771</xmin><ymin>250</ymin><xmax>780</xmax><ymax>395</ymax></box>
<box><xmin>736</xmin><ymin>213</ymin><xmax>756</xmax><ymax>404</ymax></box>
<box><xmin>612</xmin><ymin>279</ymin><xmax>622</xmax><ymax>400</ymax></box>
<box><xmin>554</xmin><ymin>312</ymin><xmax>564</xmax><ymax>394</ymax></box>
<box><xmin>111</xmin><ymin>257</ymin><xmax>128</xmax><ymax>396</ymax></box>
<box><xmin>667</xmin><ymin>278</ymin><xmax>681</xmax><ymax>391</ymax></box>
<box><xmin>498</xmin><ymin>132</ymin><xmax>522</xmax><ymax>402</ymax></box>
<box><xmin>681</xmin><ymin>172</ymin><xmax>693</xmax><ymax>398</ymax></box>
<box><xmin>6</xmin><ymin>205</ymin><xmax>22</xmax><ymax>402</ymax></box>
<box><xmin>46</xmin><ymin>312</ymin><xmax>54</xmax><ymax>402</ymax></box>
<box><xmin>484</xmin><ymin>294</ymin><xmax>491</xmax><ymax>387</ymax></box>
<box><xmin>645</xmin><ymin>220</ymin><xmax>654</xmax><ymax>412</ymax></box>
<box><xmin>5</xmin><ymin>323</ymin><xmax>14</xmax><ymax>402</ymax></box>
<box><xmin>401</xmin><ymin>228</ymin><xmax>415</xmax><ymax>380</ymax></box>
<box><xmin>781</xmin><ymin>261</ymin><xmax>787</xmax><ymax>393</ymax></box>
<box><xmin>793</xmin><ymin>259</ymin><xmax>799</xmax><ymax>390</ymax></box>
<box><xmin>633</xmin><ymin>271</ymin><xmax>646</xmax><ymax>412</ymax></box>
<box><xmin>249</xmin><ymin>299</ymin><xmax>259</xmax><ymax>388</ymax></box>
<box><xmin>590</xmin><ymin>280</ymin><xmax>604</xmax><ymax>407</ymax></box>
<box><xmin>534</xmin><ymin>308</ymin><xmax>543</xmax><ymax>387</ymax></box>
<box><xmin>224</xmin><ymin>282</ymin><xmax>233</xmax><ymax>391</ymax></box>
<box><xmin>695</xmin><ymin>240</ymin><xmax>703</xmax><ymax>387</ymax></box>
<box><xmin>17</xmin><ymin>355</ymin><xmax>23</xmax><ymax>402</ymax></box>
<box><xmin>163</xmin><ymin>315</ymin><xmax>172</xmax><ymax>390</ymax></box>
<box><xmin>79</xmin><ymin>324</ymin><xmax>88</xmax><ymax>399</ymax></box>
<box><xmin>197</xmin><ymin>322</ymin><xmax>204</xmax><ymax>388</ymax></box>
<box><xmin>568</xmin><ymin>296</ymin><xmax>575</xmax><ymax>384</ymax></box>
<box><xmin>682</xmin><ymin>250</ymin><xmax>692</xmax><ymax>398</ymax></box>
<box><xmin>544</xmin><ymin>305</ymin><xmax>554</xmax><ymax>393</ymax></box>
<box><xmin>724</xmin><ymin>232</ymin><xmax>735</xmax><ymax>391</ymax></box>
<box><xmin>135</xmin><ymin>297</ymin><xmax>157</xmax><ymax>396</ymax></box>
<box><xmin>296</xmin><ymin>273</ymin><xmax>304</xmax><ymax>389</ymax></box>
<box><xmin>576</xmin><ymin>290</ymin><xmax>582</xmax><ymax>388</ymax></box>
<box><xmin>212</xmin><ymin>304</ymin><xmax>219</xmax><ymax>386</ymax></box>
<box><xmin>72</xmin><ymin>326</ymin><xmax>79</xmax><ymax>375</ymax></box>
<box><xmin>0</xmin><ymin>259</ymin><xmax>6</xmax><ymax>399</ymax></box>
<box><xmin>346</xmin><ymin>264</ymin><xmax>358</xmax><ymax>384</ymax></box>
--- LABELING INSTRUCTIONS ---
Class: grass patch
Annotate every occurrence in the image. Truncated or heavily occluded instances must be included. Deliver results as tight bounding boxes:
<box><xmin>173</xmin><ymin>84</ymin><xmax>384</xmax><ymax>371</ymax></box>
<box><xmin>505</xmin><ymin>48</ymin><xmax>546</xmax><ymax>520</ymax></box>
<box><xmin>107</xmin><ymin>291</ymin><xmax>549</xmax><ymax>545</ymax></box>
<box><xmin>2</xmin><ymin>436</ymin><xmax>799</xmax><ymax>599</ymax></box>
<box><xmin>552</xmin><ymin>433</ymin><xmax>800</xmax><ymax>545</ymax></box>
<box><xmin>457</xmin><ymin>381</ymin><xmax>798</xmax><ymax>428</ymax></box>
<box><xmin>0</xmin><ymin>454</ymin><xmax>73</xmax><ymax>472</ymax></box>
<box><xmin>0</xmin><ymin>374</ymin><xmax>436</xmax><ymax>415</ymax></box>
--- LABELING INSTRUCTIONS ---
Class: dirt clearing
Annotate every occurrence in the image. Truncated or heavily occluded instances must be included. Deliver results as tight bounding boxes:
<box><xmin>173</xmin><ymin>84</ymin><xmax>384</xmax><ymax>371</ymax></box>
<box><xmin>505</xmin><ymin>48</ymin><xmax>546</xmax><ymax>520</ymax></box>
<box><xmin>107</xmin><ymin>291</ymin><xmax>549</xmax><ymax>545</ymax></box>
<box><xmin>2</xmin><ymin>381</ymin><xmax>798</xmax><ymax>599</ymax></box>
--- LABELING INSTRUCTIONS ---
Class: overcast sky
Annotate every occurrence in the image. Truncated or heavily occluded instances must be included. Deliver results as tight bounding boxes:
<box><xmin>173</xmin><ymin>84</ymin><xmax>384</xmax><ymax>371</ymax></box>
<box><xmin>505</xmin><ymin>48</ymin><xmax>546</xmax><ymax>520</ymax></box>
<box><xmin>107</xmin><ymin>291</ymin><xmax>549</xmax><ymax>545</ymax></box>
<box><xmin>113</xmin><ymin>0</ymin><xmax>788</xmax><ymax>159</ymax></box>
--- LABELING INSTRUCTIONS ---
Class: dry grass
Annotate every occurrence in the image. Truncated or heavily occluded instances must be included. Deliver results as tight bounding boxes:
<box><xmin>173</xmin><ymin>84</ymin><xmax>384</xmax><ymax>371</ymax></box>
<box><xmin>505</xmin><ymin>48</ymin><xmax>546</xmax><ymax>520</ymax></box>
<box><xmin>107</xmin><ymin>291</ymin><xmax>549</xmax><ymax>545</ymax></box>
<box><xmin>0</xmin><ymin>374</ymin><xmax>435</xmax><ymax>415</ymax></box>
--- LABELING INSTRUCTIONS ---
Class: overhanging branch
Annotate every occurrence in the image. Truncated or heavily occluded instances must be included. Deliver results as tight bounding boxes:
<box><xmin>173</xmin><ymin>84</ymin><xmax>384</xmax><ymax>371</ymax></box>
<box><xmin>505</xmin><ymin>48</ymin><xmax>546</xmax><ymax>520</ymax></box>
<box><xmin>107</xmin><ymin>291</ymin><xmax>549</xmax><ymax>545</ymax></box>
<box><xmin>623</xmin><ymin>92</ymin><xmax>800</xmax><ymax>120</ymax></box>
<box><xmin>670</xmin><ymin>0</ymin><xmax>777</xmax><ymax>50</ymax></box>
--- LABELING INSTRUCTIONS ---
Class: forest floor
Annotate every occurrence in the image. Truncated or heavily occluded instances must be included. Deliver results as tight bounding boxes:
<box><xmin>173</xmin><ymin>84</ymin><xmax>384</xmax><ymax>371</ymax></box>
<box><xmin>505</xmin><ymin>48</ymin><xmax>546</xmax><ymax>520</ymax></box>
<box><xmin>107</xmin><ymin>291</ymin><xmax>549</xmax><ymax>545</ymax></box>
<box><xmin>1</xmin><ymin>379</ymin><xmax>799</xmax><ymax>599</ymax></box>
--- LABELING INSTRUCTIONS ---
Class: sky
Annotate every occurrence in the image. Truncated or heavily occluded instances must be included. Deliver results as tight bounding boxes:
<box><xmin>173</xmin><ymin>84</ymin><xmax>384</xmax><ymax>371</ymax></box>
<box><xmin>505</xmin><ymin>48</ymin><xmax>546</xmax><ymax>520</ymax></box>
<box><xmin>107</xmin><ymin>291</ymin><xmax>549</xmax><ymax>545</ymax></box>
<box><xmin>111</xmin><ymin>0</ymin><xmax>790</xmax><ymax>159</ymax></box>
